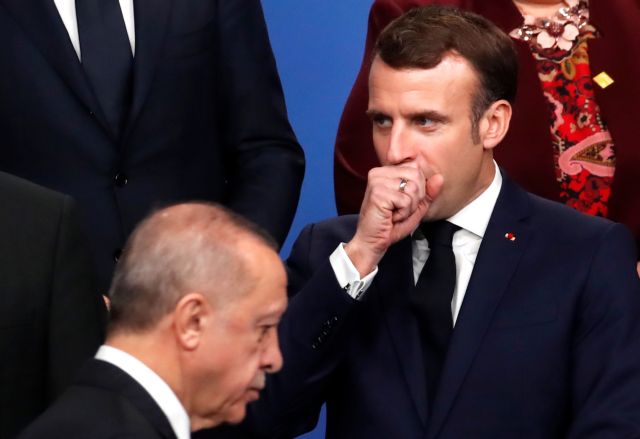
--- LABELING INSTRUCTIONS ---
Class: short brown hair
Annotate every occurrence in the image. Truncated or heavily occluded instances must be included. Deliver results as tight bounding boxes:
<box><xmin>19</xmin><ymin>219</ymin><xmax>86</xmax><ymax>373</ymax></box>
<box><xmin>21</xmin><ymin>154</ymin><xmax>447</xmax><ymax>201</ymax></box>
<box><xmin>375</xmin><ymin>5</ymin><xmax>518</xmax><ymax>136</ymax></box>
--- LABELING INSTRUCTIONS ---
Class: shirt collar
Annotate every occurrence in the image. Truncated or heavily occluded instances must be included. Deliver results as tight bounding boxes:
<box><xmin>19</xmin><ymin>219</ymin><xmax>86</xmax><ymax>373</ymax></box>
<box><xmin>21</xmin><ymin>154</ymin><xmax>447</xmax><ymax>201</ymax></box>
<box><xmin>95</xmin><ymin>345</ymin><xmax>191</xmax><ymax>439</ymax></box>
<box><xmin>447</xmin><ymin>161</ymin><xmax>502</xmax><ymax>238</ymax></box>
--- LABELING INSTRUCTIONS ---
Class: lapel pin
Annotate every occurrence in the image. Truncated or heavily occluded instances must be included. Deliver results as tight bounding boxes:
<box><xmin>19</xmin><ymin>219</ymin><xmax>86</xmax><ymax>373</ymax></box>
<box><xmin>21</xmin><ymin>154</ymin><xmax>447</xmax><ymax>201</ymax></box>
<box><xmin>504</xmin><ymin>232</ymin><xmax>516</xmax><ymax>242</ymax></box>
<box><xmin>593</xmin><ymin>71</ymin><xmax>614</xmax><ymax>89</ymax></box>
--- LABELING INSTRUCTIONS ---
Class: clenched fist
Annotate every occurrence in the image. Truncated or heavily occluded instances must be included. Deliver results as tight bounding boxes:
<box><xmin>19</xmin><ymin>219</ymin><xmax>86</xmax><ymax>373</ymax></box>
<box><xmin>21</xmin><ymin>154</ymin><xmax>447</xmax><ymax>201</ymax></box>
<box><xmin>344</xmin><ymin>163</ymin><xmax>443</xmax><ymax>277</ymax></box>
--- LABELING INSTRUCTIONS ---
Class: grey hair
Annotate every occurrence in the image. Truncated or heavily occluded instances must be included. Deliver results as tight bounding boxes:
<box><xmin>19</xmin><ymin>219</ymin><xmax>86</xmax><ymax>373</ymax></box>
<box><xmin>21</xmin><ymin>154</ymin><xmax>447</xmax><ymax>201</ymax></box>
<box><xmin>107</xmin><ymin>202</ymin><xmax>276</xmax><ymax>333</ymax></box>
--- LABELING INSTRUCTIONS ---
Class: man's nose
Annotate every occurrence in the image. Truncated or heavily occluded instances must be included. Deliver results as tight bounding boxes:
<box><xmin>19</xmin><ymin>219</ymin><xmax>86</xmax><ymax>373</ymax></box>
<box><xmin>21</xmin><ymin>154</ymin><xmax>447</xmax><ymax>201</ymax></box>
<box><xmin>385</xmin><ymin>127</ymin><xmax>416</xmax><ymax>165</ymax></box>
<box><xmin>261</xmin><ymin>333</ymin><xmax>283</xmax><ymax>374</ymax></box>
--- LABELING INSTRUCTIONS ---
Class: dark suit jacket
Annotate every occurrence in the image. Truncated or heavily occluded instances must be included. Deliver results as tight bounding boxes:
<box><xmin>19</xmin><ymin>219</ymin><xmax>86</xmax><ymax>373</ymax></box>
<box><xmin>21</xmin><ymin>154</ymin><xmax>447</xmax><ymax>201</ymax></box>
<box><xmin>334</xmin><ymin>0</ymin><xmax>640</xmax><ymax>253</ymax></box>
<box><xmin>0</xmin><ymin>0</ymin><xmax>305</xmax><ymax>290</ymax></box>
<box><xmin>19</xmin><ymin>359</ymin><xmax>177</xmax><ymax>439</ymax></box>
<box><xmin>0</xmin><ymin>171</ymin><xmax>104</xmax><ymax>439</ymax></box>
<box><xmin>210</xmin><ymin>174</ymin><xmax>640</xmax><ymax>438</ymax></box>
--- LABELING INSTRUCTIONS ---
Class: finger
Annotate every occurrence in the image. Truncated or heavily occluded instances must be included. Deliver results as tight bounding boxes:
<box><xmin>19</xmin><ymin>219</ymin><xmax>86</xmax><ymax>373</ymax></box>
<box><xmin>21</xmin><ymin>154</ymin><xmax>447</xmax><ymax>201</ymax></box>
<box><xmin>367</xmin><ymin>184</ymin><xmax>414</xmax><ymax>221</ymax></box>
<box><xmin>394</xmin><ymin>177</ymin><xmax>428</xmax><ymax>223</ymax></box>
<box><xmin>392</xmin><ymin>198</ymin><xmax>430</xmax><ymax>243</ymax></box>
<box><xmin>392</xmin><ymin>165</ymin><xmax>427</xmax><ymax>205</ymax></box>
<box><xmin>364</xmin><ymin>165</ymin><xmax>427</xmax><ymax>223</ymax></box>
<box><xmin>425</xmin><ymin>173</ymin><xmax>444</xmax><ymax>202</ymax></box>
<box><xmin>396</xmin><ymin>179</ymin><xmax>420</xmax><ymax>216</ymax></box>
<box><xmin>366</xmin><ymin>175</ymin><xmax>417</xmax><ymax>216</ymax></box>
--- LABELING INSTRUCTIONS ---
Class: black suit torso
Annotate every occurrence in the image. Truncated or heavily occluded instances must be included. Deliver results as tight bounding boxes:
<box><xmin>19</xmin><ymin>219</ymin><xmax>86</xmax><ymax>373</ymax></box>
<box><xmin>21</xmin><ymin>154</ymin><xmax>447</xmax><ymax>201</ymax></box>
<box><xmin>0</xmin><ymin>0</ymin><xmax>305</xmax><ymax>290</ymax></box>
<box><xmin>19</xmin><ymin>359</ymin><xmax>177</xmax><ymax>439</ymax></box>
<box><xmin>0</xmin><ymin>171</ymin><xmax>104</xmax><ymax>439</ymax></box>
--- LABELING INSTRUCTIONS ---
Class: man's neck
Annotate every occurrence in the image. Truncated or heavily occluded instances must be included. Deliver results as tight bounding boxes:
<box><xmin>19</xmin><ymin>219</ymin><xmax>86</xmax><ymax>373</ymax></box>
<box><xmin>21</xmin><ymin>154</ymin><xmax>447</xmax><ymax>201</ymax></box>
<box><xmin>106</xmin><ymin>331</ymin><xmax>183</xmax><ymax>400</ymax></box>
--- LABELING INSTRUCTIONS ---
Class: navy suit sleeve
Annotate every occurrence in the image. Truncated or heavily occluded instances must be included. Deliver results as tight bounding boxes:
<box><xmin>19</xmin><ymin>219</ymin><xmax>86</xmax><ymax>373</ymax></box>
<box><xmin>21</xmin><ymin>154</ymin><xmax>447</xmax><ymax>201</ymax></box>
<box><xmin>241</xmin><ymin>223</ymin><xmax>358</xmax><ymax>437</ymax></box>
<box><xmin>216</xmin><ymin>0</ymin><xmax>304</xmax><ymax>247</ymax></box>
<box><xmin>47</xmin><ymin>196</ymin><xmax>106</xmax><ymax>400</ymax></box>
<box><xmin>568</xmin><ymin>223</ymin><xmax>640</xmax><ymax>437</ymax></box>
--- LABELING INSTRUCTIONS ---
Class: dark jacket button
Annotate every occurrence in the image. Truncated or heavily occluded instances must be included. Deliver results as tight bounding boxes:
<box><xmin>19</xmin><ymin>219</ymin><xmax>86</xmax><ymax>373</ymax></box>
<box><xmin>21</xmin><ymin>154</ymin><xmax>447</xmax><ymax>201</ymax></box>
<box><xmin>114</xmin><ymin>173</ymin><xmax>128</xmax><ymax>187</ymax></box>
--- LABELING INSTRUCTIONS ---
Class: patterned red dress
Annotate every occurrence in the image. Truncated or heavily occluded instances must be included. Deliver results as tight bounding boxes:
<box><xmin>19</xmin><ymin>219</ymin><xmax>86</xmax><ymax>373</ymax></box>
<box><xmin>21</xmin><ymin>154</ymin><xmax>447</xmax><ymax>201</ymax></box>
<box><xmin>511</xmin><ymin>0</ymin><xmax>615</xmax><ymax>216</ymax></box>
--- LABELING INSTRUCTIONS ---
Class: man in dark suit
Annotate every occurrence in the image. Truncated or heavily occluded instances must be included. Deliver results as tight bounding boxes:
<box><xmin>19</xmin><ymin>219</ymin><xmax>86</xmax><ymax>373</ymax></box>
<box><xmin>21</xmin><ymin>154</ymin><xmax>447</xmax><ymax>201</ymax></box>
<box><xmin>0</xmin><ymin>0</ymin><xmax>305</xmax><ymax>292</ymax></box>
<box><xmin>0</xmin><ymin>171</ymin><xmax>104</xmax><ymax>438</ymax></box>
<box><xmin>19</xmin><ymin>203</ymin><xmax>287</xmax><ymax>439</ymax></box>
<box><xmin>334</xmin><ymin>0</ymin><xmax>640</xmax><ymax>263</ymax></box>
<box><xmin>203</xmin><ymin>6</ymin><xmax>640</xmax><ymax>438</ymax></box>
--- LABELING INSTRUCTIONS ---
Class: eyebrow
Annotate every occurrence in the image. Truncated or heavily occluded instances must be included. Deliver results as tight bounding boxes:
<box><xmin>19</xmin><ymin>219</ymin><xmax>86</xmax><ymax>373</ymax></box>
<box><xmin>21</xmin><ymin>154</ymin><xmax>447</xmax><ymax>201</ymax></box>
<box><xmin>366</xmin><ymin>109</ymin><xmax>450</xmax><ymax>124</ymax></box>
<box><xmin>257</xmin><ymin>313</ymin><xmax>282</xmax><ymax>326</ymax></box>
<box><xmin>365</xmin><ymin>109</ymin><xmax>387</xmax><ymax>120</ymax></box>
<box><xmin>406</xmin><ymin>110</ymin><xmax>450</xmax><ymax>124</ymax></box>
<box><xmin>257</xmin><ymin>300</ymin><xmax>288</xmax><ymax>323</ymax></box>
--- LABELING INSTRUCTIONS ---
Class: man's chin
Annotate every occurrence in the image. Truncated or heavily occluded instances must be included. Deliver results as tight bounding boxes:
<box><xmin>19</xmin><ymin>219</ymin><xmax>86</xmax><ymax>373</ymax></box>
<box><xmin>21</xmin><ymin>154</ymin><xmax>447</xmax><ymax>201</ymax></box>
<box><xmin>221</xmin><ymin>403</ymin><xmax>248</xmax><ymax>425</ymax></box>
<box><xmin>190</xmin><ymin>414</ymin><xmax>223</xmax><ymax>432</ymax></box>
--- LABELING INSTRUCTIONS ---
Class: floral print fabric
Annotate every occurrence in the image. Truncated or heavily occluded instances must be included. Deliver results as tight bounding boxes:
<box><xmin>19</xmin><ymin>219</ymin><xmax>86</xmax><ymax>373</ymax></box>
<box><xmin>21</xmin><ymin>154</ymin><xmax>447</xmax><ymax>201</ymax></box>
<box><xmin>510</xmin><ymin>0</ymin><xmax>615</xmax><ymax>217</ymax></box>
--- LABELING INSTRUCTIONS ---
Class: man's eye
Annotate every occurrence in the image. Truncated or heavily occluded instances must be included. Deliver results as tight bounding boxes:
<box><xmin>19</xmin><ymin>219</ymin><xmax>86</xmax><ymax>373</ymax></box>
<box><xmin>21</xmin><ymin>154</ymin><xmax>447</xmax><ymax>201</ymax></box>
<box><xmin>373</xmin><ymin>115</ymin><xmax>391</xmax><ymax>128</ymax></box>
<box><xmin>258</xmin><ymin>326</ymin><xmax>272</xmax><ymax>342</ymax></box>
<box><xmin>415</xmin><ymin>117</ymin><xmax>434</xmax><ymax>127</ymax></box>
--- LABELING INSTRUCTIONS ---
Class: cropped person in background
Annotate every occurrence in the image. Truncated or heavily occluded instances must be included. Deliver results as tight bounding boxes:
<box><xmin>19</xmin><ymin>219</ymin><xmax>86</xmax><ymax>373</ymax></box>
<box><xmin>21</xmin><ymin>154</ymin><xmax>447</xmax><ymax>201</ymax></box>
<box><xmin>0</xmin><ymin>171</ymin><xmax>104</xmax><ymax>438</ymax></box>
<box><xmin>335</xmin><ymin>0</ymin><xmax>640</xmax><ymax>273</ymax></box>
<box><xmin>19</xmin><ymin>203</ymin><xmax>287</xmax><ymax>439</ymax></box>
<box><xmin>0</xmin><ymin>0</ymin><xmax>305</xmax><ymax>292</ymax></box>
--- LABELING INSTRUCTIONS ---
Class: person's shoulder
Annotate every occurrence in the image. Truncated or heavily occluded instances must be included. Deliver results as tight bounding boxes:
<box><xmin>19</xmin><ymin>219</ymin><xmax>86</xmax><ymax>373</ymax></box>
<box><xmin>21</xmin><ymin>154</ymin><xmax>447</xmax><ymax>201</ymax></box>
<box><xmin>0</xmin><ymin>172</ymin><xmax>76</xmax><ymax>242</ymax></box>
<box><xmin>287</xmin><ymin>215</ymin><xmax>359</xmax><ymax>262</ymax></box>
<box><xmin>300</xmin><ymin>215</ymin><xmax>359</xmax><ymax>242</ymax></box>
<box><xmin>525</xmin><ymin>192</ymin><xmax>630</xmax><ymax>246</ymax></box>
<box><xmin>19</xmin><ymin>383</ymin><xmax>162</xmax><ymax>439</ymax></box>
<box><xmin>528</xmin><ymin>192</ymin><xmax>614</xmax><ymax>228</ymax></box>
<box><xmin>0</xmin><ymin>171</ymin><xmax>69</xmax><ymax>213</ymax></box>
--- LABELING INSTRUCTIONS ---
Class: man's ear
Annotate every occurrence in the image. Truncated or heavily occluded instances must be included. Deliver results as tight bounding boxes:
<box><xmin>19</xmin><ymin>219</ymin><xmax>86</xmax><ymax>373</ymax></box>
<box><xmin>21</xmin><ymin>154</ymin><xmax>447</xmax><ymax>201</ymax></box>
<box><xmin>479</xmin><ymin>100</ymin><xmax>512</xmax><ymax>150</ymax></box>
<box><xmin>173</xmin><ymin>293</ymin><xmax>210</xmax><ymax>351</ymax></box>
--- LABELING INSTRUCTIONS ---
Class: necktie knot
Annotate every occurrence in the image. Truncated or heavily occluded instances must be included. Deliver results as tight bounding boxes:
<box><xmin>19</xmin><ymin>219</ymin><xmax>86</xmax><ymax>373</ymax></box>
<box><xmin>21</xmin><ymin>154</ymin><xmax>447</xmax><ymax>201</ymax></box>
<box><xmin>420</xmin><ymin>221</ymin><xmax>460</xmax><ymax>247</ymax></box>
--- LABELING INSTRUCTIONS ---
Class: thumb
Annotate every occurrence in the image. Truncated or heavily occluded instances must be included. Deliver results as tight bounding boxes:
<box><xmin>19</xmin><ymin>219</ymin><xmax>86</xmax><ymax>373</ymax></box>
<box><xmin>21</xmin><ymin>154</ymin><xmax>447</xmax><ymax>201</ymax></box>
<box><xmin>425</xmin><ymin>173</ymin><xmax>444</xmax><ymax>202</ymax></box>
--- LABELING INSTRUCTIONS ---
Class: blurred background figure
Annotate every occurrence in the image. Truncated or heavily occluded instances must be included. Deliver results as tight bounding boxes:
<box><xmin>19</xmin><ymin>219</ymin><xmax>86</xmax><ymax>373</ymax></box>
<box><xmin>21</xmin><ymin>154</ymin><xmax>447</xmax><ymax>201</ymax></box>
<box><xmin>335</xmin><ymin>0</ymin><xmax>640</xmax><ymax>269</ymax></box>
<box><xmin>0</xmin><ymin>171</ymin><xmax>104</xmax><ymax>439</ymax></box>
<box><xmin>19</xmin><ymin>203</ymin><xmax>287</xmax><ymax>439</ymax></box>
<box><xmin>0</xmin><ymin>0</ymin><xmax>304</xmax><ymax>292</ymax></box>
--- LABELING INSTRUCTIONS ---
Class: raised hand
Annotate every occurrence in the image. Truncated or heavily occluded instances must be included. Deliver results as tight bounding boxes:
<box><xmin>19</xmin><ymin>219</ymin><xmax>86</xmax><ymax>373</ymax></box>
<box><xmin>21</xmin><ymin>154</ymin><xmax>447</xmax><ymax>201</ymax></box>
<box><xmin>344</xmin><ymin>163</ymin><xmax>443</xmax><ymax>277</ymax></box>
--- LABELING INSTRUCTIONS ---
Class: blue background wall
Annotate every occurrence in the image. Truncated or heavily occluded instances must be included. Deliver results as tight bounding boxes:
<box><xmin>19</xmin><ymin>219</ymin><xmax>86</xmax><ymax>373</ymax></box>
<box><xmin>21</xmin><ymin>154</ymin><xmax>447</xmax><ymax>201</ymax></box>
<box><xmin>261</xmin><ymin>1</ymin><xmax>372</xmax><ymax>437</ymax></box>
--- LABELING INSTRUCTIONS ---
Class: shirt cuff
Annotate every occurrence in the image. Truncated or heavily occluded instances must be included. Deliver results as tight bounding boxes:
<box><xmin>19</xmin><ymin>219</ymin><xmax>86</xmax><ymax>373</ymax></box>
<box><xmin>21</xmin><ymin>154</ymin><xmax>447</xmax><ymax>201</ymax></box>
<box><xmin>329</xmin><ymin>243</ymin><xmax>378</xmax><ymax>300</ymax></box>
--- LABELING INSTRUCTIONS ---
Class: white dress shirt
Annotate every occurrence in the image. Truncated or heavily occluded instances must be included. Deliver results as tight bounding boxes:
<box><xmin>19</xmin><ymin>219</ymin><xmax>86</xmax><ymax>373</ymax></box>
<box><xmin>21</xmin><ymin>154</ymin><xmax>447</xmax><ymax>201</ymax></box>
<box><xmin>95</xmin><ymin>345</ymin><xmax>190</xmax><ymax>439</ymax></box>
<box><xmin>53</xmin><ymin>0</ymin><xmax>136</xmax><ymax>59</ymax></box>
<box><xmin>330</xmin><ymin>161</ymin><xmax>503</xmax><ymax>326</ymax></box>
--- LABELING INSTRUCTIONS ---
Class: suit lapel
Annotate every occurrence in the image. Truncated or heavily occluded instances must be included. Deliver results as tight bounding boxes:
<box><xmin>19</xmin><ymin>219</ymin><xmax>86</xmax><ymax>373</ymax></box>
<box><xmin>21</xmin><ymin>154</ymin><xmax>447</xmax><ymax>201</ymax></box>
<box><xmin>1</xmin><ymin>0</ymin><xmax>112</xmax><ymax>136</ymax></box>
<box><xmin>123</xmin><ymin>0</ymin><xmax>173</xmax><ymax>139</ymax></box>
<box><xmin>427</xmin><ymin>174</ymin><xmax>532</xmax><ymax>439</ymax></box>
<box><xmin>76</xmin><ymin>359</ymin><xmax>178</xmax><ymax>438</ymax></box>
<box><xmin>376</xmin><ymin>236</ymin><xmax>430</xmax><ymax>430</ymax></box>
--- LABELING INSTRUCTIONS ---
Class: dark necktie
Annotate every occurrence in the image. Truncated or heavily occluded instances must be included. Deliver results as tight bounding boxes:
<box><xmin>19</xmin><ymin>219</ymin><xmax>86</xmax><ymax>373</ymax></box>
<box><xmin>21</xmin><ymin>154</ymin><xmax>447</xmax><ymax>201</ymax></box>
<box><xmin>411</xmin><ymin>220</ymin><xmax>460</xmax><ymax>404</ymax></box>
<box><xmin>76</xmin><ymin>0</ymin><xmax>133</xmax><ymax>137</ymax></box>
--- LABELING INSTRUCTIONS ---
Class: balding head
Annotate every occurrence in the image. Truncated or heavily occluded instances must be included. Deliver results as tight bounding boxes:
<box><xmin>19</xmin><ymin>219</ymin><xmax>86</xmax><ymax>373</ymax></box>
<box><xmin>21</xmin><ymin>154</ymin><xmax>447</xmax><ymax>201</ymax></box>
<box><xmin>108</xmin><ymin>202</ymin><xmax>277</xmax><ymax>334</ymax></box>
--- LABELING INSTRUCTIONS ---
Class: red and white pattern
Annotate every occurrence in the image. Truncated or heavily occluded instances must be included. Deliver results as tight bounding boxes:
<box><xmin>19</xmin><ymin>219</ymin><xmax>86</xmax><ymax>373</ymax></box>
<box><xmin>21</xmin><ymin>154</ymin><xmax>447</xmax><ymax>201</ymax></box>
<box><xmin>511</xmin><ymin>0</ymin><xmax>615</xmax><ymax>217</ymax></box>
